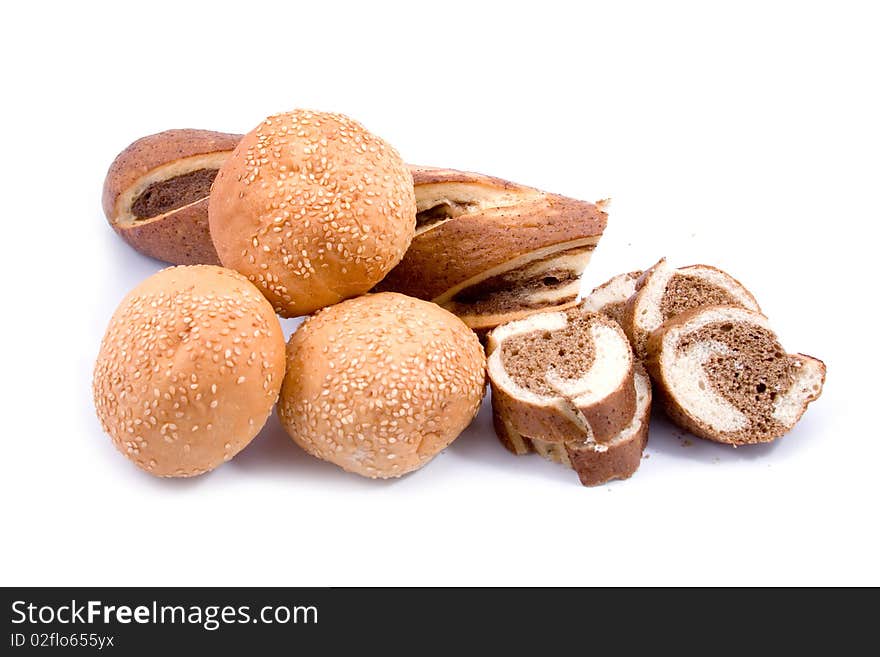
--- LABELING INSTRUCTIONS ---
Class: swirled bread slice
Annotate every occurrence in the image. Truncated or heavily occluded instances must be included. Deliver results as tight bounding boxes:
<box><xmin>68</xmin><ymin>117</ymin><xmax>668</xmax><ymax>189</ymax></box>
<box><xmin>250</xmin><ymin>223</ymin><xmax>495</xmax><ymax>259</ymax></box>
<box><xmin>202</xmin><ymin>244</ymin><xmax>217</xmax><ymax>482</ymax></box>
<box><xmin>646</xmin><ymin>305</ymin><xmax>825</xmax><ymax>445</ymax></box>
<box><xmin>580</xmin><ymin>270</ymin><xmax>642</xmax><ymax>325</ymax></box>
<box><xmin>376</xmin><ymin>166</ymin><xmax>607</xmax><ymax>331</ymax></box>
<box><xmin>487</xmin><ymin>305</ymin><xmax>648</xmax><ymax>485</ymax></box>
<box><xmin>495</xmin><ymin>365</ymin><xmax>651</xmax><ymax>486</ymax></box>
<box><xmin>622</xmin><ymin>259</ymin><xmax>760</xmax><ymax>359</ymax></box>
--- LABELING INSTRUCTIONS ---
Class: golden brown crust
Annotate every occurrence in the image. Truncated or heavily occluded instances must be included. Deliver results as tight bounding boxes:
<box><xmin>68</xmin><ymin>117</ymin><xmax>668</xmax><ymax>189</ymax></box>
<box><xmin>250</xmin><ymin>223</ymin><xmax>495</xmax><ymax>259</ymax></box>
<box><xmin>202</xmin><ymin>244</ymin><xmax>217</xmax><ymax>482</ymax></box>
<box><xmin>408</xmin><ymin>164</ymin><xmax>526</xmax><ymax>191</ymax></box>
<box><xmin>564</xmin><ymin>375</ymin><xmax>650</xmax><ymax>486</ymax></box>
<box><xmin>102</xmin><ymin>129</ymin><xmax>241</xmax><ymax>218</ymax></box>
<box><xmin>380</xmin><ymin>191</ymin><xmax>606</xmax><ymax>300</ymax></box>
<box><xmin>277</xmin><ymin>293</ymin><xmax>487</xmax><ymax>478</ymax></box>
<box><xmin>489</xmin><ymin>362</ymin><xmax>636</xmax><ymax>444</ymax></box>
<box><xmin>490</xmin><ymin>381</ymin><xmax>587</xmax><ymax>444</ymax></box>
<box><xmin>92</xmin><ymin>265</ymin><xmax>286</xmax><ymax>477</ymax></box>
<box><xmin>102</xmin><ymin>129</ymin><xmax>241</xmax><ymax>265</ymax></box>
<box><xmin>493</xmin><ymin>366</ymin><xmax>651</xmax><ymax>486</ymax></box>
<box><xmin>209</xmin><ymin>110</ymin><xmax>416</xmax><ymax>318</ymax></box>
<box><xmin>109</xmin><ymin>198</ymin><xmax>221</xmax><ymax>265</ymax></box>
<box><xmin>376</xmin><ymin>166</ymin><xmax>607</xmax><ymax>330</ymax></box>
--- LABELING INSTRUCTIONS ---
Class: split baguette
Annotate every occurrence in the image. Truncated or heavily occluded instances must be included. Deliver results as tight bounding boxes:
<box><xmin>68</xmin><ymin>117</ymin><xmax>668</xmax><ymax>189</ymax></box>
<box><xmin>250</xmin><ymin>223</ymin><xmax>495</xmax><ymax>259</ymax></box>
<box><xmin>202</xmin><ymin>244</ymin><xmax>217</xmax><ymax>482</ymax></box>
<box><xmin>376</xmin><ymin>166</ymin><xmax>607</xmax><ymax>331</ymax></box>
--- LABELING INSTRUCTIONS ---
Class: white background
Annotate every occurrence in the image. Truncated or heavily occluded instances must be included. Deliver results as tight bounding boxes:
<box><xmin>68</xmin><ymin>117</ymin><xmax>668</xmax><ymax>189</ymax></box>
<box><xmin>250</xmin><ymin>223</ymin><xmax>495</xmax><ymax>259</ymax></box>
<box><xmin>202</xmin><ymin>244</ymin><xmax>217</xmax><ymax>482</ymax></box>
<box><xmin>2</xmin><ymin>1</ymin><xmax>876</xmax><ymax>586</ymax></box>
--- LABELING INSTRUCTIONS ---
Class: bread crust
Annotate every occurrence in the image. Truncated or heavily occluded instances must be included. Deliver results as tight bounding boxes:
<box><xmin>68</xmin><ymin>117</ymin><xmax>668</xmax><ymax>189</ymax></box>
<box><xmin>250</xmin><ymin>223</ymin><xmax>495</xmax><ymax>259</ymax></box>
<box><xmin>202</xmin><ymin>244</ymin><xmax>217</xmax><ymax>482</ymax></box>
<box><xmin>107</xmin><ymin>197</ymin><xmax>220</xmax><ymax>264</ymax></box>
<box><xmin>487</xmin><ymin>308</ymin><xmax>636</xmax><ymax>445</ymax></box>
<box><xmin>102</xmin><ymin>129</ymin><xmax>241</xmax><ymax>265</ymax></box>
<box><xmin>408</xmin><ymin>164</ymin><xmax>525</xmax><ymax>190</ymax></box>
<box><xmin>277</xmin><ymin>293</ymin><xmax>487</xmax><ymax>478</ymax></box>
<box><xmin>489</xmin><ymin>357</ymin><xmax>636</xmax><ymax>444</ymax></box>
<box><xmin>622</xmin><ymin>259</ymin><xmax>664</xmax><ymax>359</ymax></box>
<box><xmin>209</xmin><ymin>110</ymin><xmax>416</xmax><ymax>318</ymax></box>
<box><xmin>645</xmin><ymin>305</ymin><xmax>825</xmax><ymax>445</ymax></box>
<box><xmin>493</xmin><ymin>367</ymin><xmax>651</xmax><ymax>486</ymax></box>
<box><xmin>92</xmin><ymin>265</ymin><xmax>286</xmax><ymax>477</ymax></box>
<box><xmin>622</xmin><ymin>259</ymin><xmax>761</xmax><ymax>359</ymax></box>
<box><xmin>377</xmin><ymin>167</ymin><xmax>607</xmax><ymax>329</ymax></box>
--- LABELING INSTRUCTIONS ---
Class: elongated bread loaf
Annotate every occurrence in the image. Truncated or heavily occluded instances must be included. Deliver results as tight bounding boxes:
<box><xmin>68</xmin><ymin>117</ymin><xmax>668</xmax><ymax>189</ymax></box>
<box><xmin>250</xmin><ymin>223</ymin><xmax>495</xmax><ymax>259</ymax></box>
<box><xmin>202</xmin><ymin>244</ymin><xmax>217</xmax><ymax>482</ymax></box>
<box><xmin>487</xmin><ymin>304</ymin><xmax>649</xmax><ymax>485</ymax></box>
<box><xmin>102</xmin><ymin>129</ymin><xmax>241</xmax><ymax>265</ymax></box>
<box><xmin>376</xmin><ymin>166</ymin><xmax>607</xmax><ymax>331</ymax></box>
<box><xmin>646</xmin><ymin>305</ymin><xmax>825</xmax><ymax>445</ymax></box>
<box><xmin>622</xmin><ymin>259</ymin><xmax>760</xmax><ymax>359</ymax></box>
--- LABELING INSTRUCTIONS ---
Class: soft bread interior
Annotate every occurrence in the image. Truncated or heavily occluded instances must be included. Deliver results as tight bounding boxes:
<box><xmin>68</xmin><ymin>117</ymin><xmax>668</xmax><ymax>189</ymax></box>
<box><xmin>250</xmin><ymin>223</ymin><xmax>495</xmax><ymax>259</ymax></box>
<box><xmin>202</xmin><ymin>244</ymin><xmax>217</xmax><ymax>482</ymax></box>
<box><xmin>657</xmin><ymin>306</ymin><xmax>823</xmax><ymax>440</ymax></box>
<box><xmin>773</xmin><ymin>355</ymin><xmax>825</xmax><ymax>424</ymax></box>
<box><xmin>414</xmin><ymin>181</ymin><xmax>540</xmax><ymax>234</ymax></box>
<box><xmin>633</xmin><ymin>261</ymin><xmax>760</xmax><ymax>350</ymax></box>
<box><xmin>580</xmin><ymin>270</ymin><xmax>642</xmax><ymax>323</ymax></box>
<box><xmin>437</xmin><ymin>238</ymin><xmax>598</xmax><ymax>329</ymax></box>
<box><xmin>114</xmin><ymin>151</ymin><xmax>231</xmax><ymax>227</ymax></box>
<box><xmin>548</xmin><ymin>322</ymin><xmax>631</xmax><ymax>408</ymax></box>
<box><xmin>488</xmin><ymin>308</ymin><xmax>633</xmax><ymax>434</ymax></box>
<box><xmin>664</xmin><ymin>336</ymin><xmax>749</xmax><ymax>432</ymax></box>
<box><xmin>488</xmin><ymin>311</ymin><xmax>569</xmax><ymax>409</ymax></box>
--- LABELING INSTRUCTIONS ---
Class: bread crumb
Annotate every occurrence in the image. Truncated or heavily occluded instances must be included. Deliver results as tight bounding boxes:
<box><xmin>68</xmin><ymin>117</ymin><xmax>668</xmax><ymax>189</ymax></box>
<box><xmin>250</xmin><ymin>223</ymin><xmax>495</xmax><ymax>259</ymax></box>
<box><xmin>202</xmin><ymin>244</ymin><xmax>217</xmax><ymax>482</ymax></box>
<box><xmin>682</xmin><ymin>439</ymin><xmax>693</xmax><ymax>447</ymax></box>
<box><xmin>643</xmin><ymin>453</ymin><xmax>651</xmax><ymax>459</ymax></box>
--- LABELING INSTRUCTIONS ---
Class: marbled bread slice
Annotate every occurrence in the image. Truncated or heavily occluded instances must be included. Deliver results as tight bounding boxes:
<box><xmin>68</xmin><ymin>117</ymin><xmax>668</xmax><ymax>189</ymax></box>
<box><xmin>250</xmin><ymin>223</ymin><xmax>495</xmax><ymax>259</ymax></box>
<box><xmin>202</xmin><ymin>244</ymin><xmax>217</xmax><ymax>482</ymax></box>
<box><xmin>580</xmin><ymin>270</ymin><xmax>642</xmax><ymax>326</ymax></box>
<box><xmin>622</xmin><ymin>259</ymin><xmax>760</xmax><ymax>359</ymax></box>
<box><xmin>645</xmin><ymin>305</ymin><xmax>825</xmax><ymax>445</ymax></box>
<box><xmin>494</xmin><ymin>364</ymin><xmax>651</xmax><ymax>486</ymax></box>
<box><xmin>487</xmin><ymin>304</ymin><xmax>648</xmax><ymax>485</ymax></box>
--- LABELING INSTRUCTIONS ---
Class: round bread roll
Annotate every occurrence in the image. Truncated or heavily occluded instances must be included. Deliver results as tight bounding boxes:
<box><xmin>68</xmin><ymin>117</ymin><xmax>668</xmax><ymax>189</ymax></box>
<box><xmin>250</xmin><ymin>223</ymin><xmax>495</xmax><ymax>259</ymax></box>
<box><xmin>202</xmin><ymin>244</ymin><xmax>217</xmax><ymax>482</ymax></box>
<box><xmin>278</xmin><ymin>292</ymin><xmax>487</xmax><ymax>478</ymax></box>
<box><xmin>209</xmin><ymin>109</ymin><xmax>416</xmax><ymax>317</ymax></box>
<box><xmin>93</xmin><ymin>265</ymin><xmax>286</xmax><ymax>477</ymax></box>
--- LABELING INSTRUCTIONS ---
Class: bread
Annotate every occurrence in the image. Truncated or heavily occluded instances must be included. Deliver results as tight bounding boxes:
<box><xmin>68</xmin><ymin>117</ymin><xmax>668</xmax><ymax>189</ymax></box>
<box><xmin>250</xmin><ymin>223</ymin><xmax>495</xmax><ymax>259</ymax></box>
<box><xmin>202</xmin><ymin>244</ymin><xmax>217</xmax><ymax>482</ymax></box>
<box><xmin>487</xmin><ymin>303</ymin><xmax>648</xmax><ymax>485</ymax></box>
<box><xmin>645</xmin><ymin>305</ymin><xmax>825</xmax><ymax>445</ymax></box>
<box><xmin>622</xmin><ymin>259</ymin><xmax>760</xmax><ymax>359</ymax></box>
<box><xmin>494</xmin><ymin>365</ymin><xmax>651</xmax><ymax>486</ymax></box>
<box><xmin>93</xmin><ymin>266</ymin><xmax>286</xmax><ymax>477</ymax></box>
<box><xmin>375</xmin><ymin>166</ymin><xmax>607</xmax><ymax>331</ymax></box>
<box><xmin>277</xmin><ymin>292</ymin><xmax>487</xmax><ymax>478</ymax></box>
<box><xmin>102</xmin><ymin>129</ymin><xmax>241</xmax><ymax>265</ymax></box>
<box><xmin>580</xmin><ymin>270</ymin><xmax>643</xmax><ymax>325</ymax></box>
<box><xmin>208</xmin><ymin>110</ymin><xmax>416</xmax><ymax>317</ymax></box>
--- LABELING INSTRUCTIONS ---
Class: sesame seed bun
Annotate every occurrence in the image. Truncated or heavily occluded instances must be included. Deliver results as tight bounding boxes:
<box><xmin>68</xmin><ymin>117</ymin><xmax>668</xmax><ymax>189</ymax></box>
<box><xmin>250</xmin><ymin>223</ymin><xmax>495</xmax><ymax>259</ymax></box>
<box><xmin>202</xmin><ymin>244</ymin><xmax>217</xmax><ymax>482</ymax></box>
<box><xmin>208</xmin><ymin>110</ymin><xmax>416</xmax><ymax>317</ymax></box>
<box><xmin>93</xmin><ymin>265</ymin><xmax>286</xmax><ymax>477</ymax></box>
<box><xmin>277</xmin><ymin>292</ymin><xmax>487</xmax><ymax>478</ymax></box>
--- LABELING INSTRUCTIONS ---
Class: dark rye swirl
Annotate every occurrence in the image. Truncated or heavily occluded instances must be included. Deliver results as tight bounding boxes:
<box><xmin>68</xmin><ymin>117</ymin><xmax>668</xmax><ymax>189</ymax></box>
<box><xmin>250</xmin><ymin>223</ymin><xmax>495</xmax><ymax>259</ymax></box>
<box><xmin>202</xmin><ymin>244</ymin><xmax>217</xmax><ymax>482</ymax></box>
<box><xmin>646</xmin><ymin>305</ymin><xmax>824</xmax><ymax>445</ymax></box>
<box><xmin>102</xmin><ymin>129</ymin><xmax>241</xmax><ymax>265</ymax></box>
<box><xmin>375</xmin><ymin>166</ymin><xmax>608</xmax><ymax>331</ymax></box>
